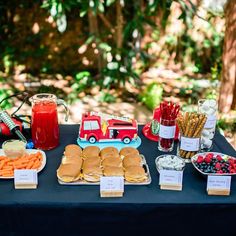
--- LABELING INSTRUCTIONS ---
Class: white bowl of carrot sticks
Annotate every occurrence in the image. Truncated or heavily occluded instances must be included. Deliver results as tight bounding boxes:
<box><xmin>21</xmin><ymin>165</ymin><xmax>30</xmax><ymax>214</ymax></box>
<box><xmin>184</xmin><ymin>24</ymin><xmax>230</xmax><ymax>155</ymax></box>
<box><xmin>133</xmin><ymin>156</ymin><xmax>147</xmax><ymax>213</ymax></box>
<box><xmin>0</xmin><ymin>149</ymin><xmax>46</xmax><ymax>178</ymax></box>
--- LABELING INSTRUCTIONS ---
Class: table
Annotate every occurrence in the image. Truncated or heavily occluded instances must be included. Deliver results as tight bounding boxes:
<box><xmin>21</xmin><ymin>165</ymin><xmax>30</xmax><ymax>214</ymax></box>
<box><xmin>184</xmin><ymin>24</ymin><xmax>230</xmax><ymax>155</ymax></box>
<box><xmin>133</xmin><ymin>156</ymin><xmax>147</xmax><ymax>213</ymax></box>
<box><xmin>0</xmin><ymin>125</ymin><xmax>236</xmax><ymax>236</ymax></box>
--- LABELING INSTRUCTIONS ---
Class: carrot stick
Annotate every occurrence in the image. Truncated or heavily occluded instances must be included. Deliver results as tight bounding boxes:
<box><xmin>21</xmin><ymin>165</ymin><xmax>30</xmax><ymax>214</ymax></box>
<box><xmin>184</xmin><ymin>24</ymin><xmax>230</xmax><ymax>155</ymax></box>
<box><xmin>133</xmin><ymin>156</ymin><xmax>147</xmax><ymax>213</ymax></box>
<box><xmin>0</xmin><ymin>161</ymin><xmax>6</xmax><ymax>170</ymax></box>
<box><xmin>26</xmin><ymin>161</ymin><xmax>35</xmax><ymax>169</ymax></box>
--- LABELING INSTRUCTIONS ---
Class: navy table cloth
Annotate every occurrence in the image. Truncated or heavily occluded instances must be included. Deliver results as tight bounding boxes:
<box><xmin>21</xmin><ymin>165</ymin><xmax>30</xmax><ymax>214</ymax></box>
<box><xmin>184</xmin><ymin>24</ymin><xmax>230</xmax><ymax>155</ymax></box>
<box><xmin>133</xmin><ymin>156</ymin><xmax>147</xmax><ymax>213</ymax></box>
<box><xmin>0</xmin><ymin>125</ymin><xmax>236</xmax><ymax>236</ymax></box>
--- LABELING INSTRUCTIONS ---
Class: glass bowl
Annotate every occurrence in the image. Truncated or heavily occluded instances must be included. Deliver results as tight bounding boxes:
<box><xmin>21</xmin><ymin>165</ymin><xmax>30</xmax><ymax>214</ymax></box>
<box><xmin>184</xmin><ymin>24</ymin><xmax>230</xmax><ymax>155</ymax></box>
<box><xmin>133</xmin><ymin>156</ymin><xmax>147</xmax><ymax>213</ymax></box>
<box><xmin>155</xmin><ymin>154</ymin><xmax>185</xmax><ymax>173</ymax></box>
<box><xmin>2</xmin><ymin>139</ymin><xmax>26</xmax><ymax>158</ymax></box>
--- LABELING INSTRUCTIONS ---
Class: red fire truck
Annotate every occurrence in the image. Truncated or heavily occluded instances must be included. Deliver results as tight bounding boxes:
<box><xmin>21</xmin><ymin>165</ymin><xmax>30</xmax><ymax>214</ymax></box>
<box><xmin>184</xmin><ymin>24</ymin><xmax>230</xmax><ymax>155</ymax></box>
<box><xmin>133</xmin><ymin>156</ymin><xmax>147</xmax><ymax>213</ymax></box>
<box><xmin>79</xmin><ymin>112</ymin><xmax>138</xmax><ymax>144</ymax></box>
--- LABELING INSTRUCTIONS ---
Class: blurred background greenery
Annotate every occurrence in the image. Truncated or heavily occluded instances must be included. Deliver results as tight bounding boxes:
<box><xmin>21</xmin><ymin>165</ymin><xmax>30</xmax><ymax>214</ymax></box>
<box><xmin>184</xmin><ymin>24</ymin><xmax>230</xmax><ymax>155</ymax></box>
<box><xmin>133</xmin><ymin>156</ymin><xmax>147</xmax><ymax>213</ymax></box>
<box><xmin>0</xmin><ymin>0</ymin><xmax>235</xmax><ymax>148</ymax></box>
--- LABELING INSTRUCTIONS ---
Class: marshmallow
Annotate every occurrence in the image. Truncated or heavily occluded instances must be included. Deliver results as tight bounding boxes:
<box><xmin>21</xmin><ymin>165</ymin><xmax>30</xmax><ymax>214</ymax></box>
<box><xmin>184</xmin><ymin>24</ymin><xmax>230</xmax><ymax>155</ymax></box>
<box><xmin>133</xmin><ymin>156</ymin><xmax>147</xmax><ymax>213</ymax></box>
<box><xmin>202</xmin><ymin>129</ymin><xmax>210</xmax><ymax>137</ymax></box>
<box><xmin>201</xmin><ymin>137</ymin><xmax>208</xmax><ymax>145</ymax></box>
<box><xmin>203</xmin><ymin>100</ymin><xmax>211</xmax><ymax>108</ymax></box>
<box><xmin>157</xmin><ymin>155</ymin><xmax>185</xmax><ymax>171</ymax></box>
<box><xmin>205</xmin><ymin>107</ymin><xmax>215</xmax><ymax>116</ymax></box>
<box><xmin>208</xmin><ymin>131</ymin><xmax>215</xmax><ymax>139</ymax></box>
<box><xmin>209</xmin><ymin>99</ymin><xmax>217</xmax><ymax>108</ymax></box>
<box><xmin>204</xmin><ymin>139</ymin><xmax>212</xmax><ymax>148</ymax></box>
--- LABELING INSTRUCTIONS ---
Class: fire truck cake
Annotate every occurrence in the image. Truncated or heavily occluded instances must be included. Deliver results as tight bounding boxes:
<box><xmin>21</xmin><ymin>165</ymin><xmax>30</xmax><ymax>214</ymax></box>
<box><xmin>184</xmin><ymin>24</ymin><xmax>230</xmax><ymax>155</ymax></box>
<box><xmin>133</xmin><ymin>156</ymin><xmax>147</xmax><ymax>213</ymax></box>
<box><xmin>77</xmin><ymin>111</ymin><xmax>141</xmax><ymax>149</ymax></box>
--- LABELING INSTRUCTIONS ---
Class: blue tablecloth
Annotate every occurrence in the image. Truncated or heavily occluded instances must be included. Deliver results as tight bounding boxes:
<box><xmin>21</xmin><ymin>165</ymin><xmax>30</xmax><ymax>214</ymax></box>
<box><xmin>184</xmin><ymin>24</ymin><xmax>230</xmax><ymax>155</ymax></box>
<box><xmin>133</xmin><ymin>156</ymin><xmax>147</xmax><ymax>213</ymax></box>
<box><xmin>0</xmin><ymin>125</ymin><xmax>235</xmax><ymax>236</ymax></box>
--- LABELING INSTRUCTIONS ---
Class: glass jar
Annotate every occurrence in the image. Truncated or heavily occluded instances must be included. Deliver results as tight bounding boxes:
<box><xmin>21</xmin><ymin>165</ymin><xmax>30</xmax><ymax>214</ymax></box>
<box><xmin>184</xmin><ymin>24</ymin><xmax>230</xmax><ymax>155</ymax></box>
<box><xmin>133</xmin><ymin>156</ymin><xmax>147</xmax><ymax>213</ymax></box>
<box><xmin>198</xmin><ymin>99</ymin><xmax>217</xmax><ymax>151</ymax></box>
<box><xmin>177</xmin><ymin>135</ymin><xmax>201</xmax><ymax>163</ymax></box>
<box><xmin>158</xmin><ymin>118</ymin><xmax>176</xmax><ymax>152</ymax></box>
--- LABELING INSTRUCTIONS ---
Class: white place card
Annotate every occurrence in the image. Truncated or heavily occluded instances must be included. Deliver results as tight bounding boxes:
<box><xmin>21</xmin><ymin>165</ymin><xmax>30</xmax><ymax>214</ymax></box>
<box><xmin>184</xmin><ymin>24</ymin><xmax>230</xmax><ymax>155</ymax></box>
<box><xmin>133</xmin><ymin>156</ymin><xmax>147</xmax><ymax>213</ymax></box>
<box><xmin>159</xmin><ymin>170</ymin><xmax>183</xmax><ymax>191</ymax></box>
<box><xmin>100</xmin><ymin>176</ymin><xmax>124</xmax><ymax>197</ymax></box>
<box><xmin>204</xmin><ymin>115</ymin><xmax>217</xmax><ymax>129</ymax></box>
<box><xmin>14</xmin><ymin>170</ymin><xmax>38</xmax><ymax>189</ymax></box>
<box><xmin>207</xmin><ymin>175</ymin><xmax>231</xmax><ymax>196</ymax></box>
<box><xmin>180</xmin><ymin>137</ymin><xmax>200</xmax><ymax>151</ymax></box>
<box><xmin>159</xmin><ymin>125</ymin><xmax>176</xmax><ymax>139</ymax></box>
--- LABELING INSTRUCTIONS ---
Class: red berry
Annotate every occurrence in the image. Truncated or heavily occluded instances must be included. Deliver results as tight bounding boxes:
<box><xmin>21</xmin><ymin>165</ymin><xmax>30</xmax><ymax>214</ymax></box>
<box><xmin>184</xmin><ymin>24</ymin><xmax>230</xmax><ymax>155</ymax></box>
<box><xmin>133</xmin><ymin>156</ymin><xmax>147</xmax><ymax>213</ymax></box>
<box><xmin>215</xmin><ymin>163</ymin><xmax>221</xmax><ymax>170</ymax></box>
<box><xmin>216</xmin><ymin>155</ymin><xmax>223</xmax><ymax>161</ymax></box>
<box><xmin>230</xmin><ymin>169</ymin><xmax>236</xmax><ymax>173</ymax></box>
<box><xmin>205</xmin><ymin>157</ymin><xmax>211</xmax><ymax>163</ymax></box>
<box><xmin>206</xmin><ymin>153</ymin><xmax>214</xmax><ymax>159</ymax></box>
<box><xmin>216</xmin><ymin>170</ymin><xmax>223</xmax><ymax>174</ymax></box>
<box><xmin>197</xmin><ymin>156</ymin><xmax>204</xmax><ymax>163</ymax></box>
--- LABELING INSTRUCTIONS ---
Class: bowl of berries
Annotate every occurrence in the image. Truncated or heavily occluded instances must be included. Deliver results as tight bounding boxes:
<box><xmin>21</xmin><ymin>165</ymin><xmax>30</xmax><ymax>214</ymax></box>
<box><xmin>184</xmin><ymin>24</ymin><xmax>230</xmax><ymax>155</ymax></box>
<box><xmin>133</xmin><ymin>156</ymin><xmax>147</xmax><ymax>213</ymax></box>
<box><xmin>191</xmin><ymin>152</ymin><xmax>236</xmax><ymax>176</ymax></box>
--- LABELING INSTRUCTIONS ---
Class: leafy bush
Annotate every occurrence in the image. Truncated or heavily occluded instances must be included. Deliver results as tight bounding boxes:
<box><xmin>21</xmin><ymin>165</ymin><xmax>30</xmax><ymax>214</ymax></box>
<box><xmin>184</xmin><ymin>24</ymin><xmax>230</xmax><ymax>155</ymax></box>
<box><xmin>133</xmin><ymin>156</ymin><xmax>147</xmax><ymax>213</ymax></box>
<box><xmin>139</xmin><ymin>83</ymin><xmax>163</xmax><ymax>110</ymax></box>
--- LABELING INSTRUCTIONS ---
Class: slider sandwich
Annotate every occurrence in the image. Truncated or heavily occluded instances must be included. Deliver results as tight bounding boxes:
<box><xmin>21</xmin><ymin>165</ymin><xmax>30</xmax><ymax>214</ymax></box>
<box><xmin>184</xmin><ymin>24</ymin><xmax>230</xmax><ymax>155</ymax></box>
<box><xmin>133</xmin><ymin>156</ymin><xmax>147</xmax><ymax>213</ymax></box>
<box><xmin>100</xmin><ymin>147</ymin><xmax>119</xmax><ymax>159</ymax></box>
<box><xmin>82</xmin><ymin>146</ymin><xmax>100</xmax><ymax>159</ymax></box>
<box><xmin>123</xmin><ymin>155</ymin><xmax>142</xmax><ymax>168</ymax></box>
<box><xmin>82</xmin><ymin>156</ymin><xmax>101</xmax><ymax>169</ymax></box>
<box><xmin>57</xmin><ymin>164</ymin><xmax>81</xmax><ymax>182</ymax></box>
<box><xmin>103</xmin><ymin>166</ymin><xmax>124</xmax><ymax>177</ymax></box>
<box><xmin>120</xmin><ymin>147</ymin><xmax>139</xmax><ymax>158</ymax></box>
<box><xmin>102</xmin><ymin>157</ymin><xmax>122</xmax><ymax>168</ymax></box>
<box><xmin>64</xmin><ymin>144</ymin><xmax>82</xmax><ymax>158</ymax></box>
<box><xmin>83</xmin><ymin>166</ymin><xmax>103</xmax><ymax>182</ymax></box>
<box><xmin>62</xmin><ymin>155</ymin><xmax>83</xmax><ymax>166</ymax></box>
<box><xmin>124</xmin><ymin>166</ymin><xmax>147</xmax><ymax>183</ymax></box>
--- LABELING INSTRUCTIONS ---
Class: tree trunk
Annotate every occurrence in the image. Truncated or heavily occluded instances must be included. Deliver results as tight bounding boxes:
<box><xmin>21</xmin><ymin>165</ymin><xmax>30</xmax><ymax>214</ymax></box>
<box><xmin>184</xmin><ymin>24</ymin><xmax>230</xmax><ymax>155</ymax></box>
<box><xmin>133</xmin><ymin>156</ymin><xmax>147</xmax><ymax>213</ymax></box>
<box><xmin>88</xmin><ymin>9</ymin><xmax>102</xmax><ymax>73</ymax></box>
<box><xmin>116</xmin><ymin>0</ymin><xmax>123</xmax><ymax>48</ymax></box>
<box><xmin>219</xmin><ymin>0</ymin><xmax>236</xmax><ymax>112</ymax></box>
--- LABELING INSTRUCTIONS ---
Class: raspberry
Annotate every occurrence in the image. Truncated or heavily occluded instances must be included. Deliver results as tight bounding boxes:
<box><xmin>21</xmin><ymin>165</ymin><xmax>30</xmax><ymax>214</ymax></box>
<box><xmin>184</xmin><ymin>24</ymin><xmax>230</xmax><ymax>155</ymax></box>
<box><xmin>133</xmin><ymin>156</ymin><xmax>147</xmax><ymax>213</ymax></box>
<box><xmin>206</xmin><ymin>153</ymin><xmax>214</xmax><ymax>159</ymax></box>
<box><xmin>216</xmin><ymin>155</ymin><xmax>223</xmax><ymax>161</ymax></box>
<box><xmin>230</xmin><ymin>169</ymin><xmax>236</xmax><ymax>173</ymax></box>
<box><xmin>217</xmin><ymin>170</ymin><xmax>223</xmax><ymax>174</ymax></box>
<box><xmin>205</xmin><ymin>157</ymin><xmax>211</xmax><ymax>163</ymax></box>
<box><xmin>196</xmin><ymin>156</ymin><xmax>204</xmax><ymax>163</ymax></box>
<box><xmin>215</xmin><ymin>163</ymin><xmax>221</xmax><ymax>170</ymax></box>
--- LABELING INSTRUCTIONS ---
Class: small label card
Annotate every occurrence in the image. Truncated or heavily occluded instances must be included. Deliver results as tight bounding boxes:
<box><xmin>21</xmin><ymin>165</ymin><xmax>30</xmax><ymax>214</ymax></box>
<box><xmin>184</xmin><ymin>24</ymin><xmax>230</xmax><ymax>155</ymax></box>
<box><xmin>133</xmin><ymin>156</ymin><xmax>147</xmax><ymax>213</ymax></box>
<box><xmin>100</xmin><ymin>176</ymin><xmax>124</xmax><ymax>197</ymax></box>
<box><xmin>14</xmin><ymin>170</ymin><xmax>38</xmax><ymax>189</ymax></box>
<box><xmin>207</xmin><ymin>175</ymin><xmax>231</xmax><ymax>196</ymax></box>
<box><xmin>159</xmin><ymin>170</ymin><xmax>183</xmax><ymax>191</ymax></box>
<box><xmin>159</xmin><ymin>125</ymin><xmax>176</xmax><ymax>139</ymax></box>
<box><xmin>204</xmin><ymin>115</ymin><xmax>217</xmax><ymax>129</ymax></box>
<box><xmin>180</xmin><ymin>137</ymin><xmax>200</xmax><ymax>151</ymax></box>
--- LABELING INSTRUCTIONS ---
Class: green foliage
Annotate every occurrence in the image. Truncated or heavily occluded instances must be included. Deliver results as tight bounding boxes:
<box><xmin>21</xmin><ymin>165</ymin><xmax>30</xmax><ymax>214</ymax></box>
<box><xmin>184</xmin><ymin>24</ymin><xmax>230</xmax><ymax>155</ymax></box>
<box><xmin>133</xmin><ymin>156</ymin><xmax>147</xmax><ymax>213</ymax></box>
<box><xmin>217</xmin><ymin>118</ymin><xmax>236</xmax><ymax>134</ymax></box>
<box><xmin>0</xmin><ymin>88</ymin><xmax>13</xmax><ymax>109</ymax></box>
<box><xmin>0</xmin><ymin>0</ymin><xmax>225</xmax><ymax>107</ymax></box>
<box><xmin>139</xmin><ymin>83</ymin><xmax>163</xmax><ymax>110</ymax></box>
<box><xmin>99</xmin><ymin>91</ymin><xmax>116</xmax><ymax>103</ymax></box>
<box><xmin>72</xmin><ymin>71</ymin><xmax>94</xmax><ymax>92</ymax></box>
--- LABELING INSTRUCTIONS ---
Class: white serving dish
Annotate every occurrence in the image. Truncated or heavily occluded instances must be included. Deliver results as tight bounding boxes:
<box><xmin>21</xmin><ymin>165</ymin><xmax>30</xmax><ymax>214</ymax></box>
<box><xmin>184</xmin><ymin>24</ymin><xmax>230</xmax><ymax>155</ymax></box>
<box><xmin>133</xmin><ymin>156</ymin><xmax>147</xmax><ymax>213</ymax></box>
<box><xmin>58</xmin><ymin>154</ymin><xmax>152</xmax><ymax>186</ymax></box>
<box><xmin>191</xmin><ymin>152</ymin><xmax>236</xmax><ymax>176</ymax></box>
<box><xmin>155</xmin><ymin>154</ymin><xmax>185</xmax><ymax>173</ymax></box>
<box><xmin>0</xmin><ymin>149</ymin><xmax>46</xmax><ymax>179</ymax></box>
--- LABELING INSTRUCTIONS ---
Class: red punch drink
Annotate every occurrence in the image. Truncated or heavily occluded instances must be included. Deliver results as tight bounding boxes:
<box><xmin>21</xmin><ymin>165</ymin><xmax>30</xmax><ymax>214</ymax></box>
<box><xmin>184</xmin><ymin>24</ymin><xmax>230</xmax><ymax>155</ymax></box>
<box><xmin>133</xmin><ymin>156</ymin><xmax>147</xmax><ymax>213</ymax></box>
<box><xmin>30</xmin><ymin>94</ymin><xmax>68</xmax><ymax>150</ymax></box>
<box><xmin>32</xmin><ymin>101</ymin><xmax>59</xmax><ymax>150</ymax></box>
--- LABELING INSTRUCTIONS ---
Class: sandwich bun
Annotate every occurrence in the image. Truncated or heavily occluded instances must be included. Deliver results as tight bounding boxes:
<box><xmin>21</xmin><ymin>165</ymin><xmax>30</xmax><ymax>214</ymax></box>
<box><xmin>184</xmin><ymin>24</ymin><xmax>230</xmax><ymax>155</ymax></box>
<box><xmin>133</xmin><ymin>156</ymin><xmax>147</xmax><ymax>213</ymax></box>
<box><xmin>123</xmin><ymin>155</ymin><xmax>142</xmax><ymax>168</ymax></box>
<box><xmin>103</xmin><ymin>166</ymin><xmax>124</xmax><ymax>177</ymax></box>
<box><xmin>57</xmin><ymin>164</ymin><xmax>81</xmax><ymax>182</ymax></box>
<box><xmin>82</xmin><ymin>156</ymin><xmax>101</xmax><ymax>169</ymax></box>
<box><xmin>120</xmin><ymin>147</ymin><xmax>139</xmax><ymax>158</ymax></box>
<box><xmin>83</xmin><ymin>166</ymin><xmax>102</xmax><ymax>182</ymax></box>
<box><xmin>64</xmin><ymin>144</ymin><xmax>82</xmax><ymax>158</ymax></box>
<box><xmin>124</xmin><ymin>166</ymin><xmax>147</xmax><ymax>183</ymax></box>
<box><xmin>100</xmin><ymin>147</ymin><xmax>119</xmax><ymax>159</ymax></box>
<box><xmin>62</xmin><ymin>156</ymin><xmax>83</xmax><ymax>168</ymax></box>
<box><xmin>102</xmin><ymin>157</ymin><xmax>122</xmax><ymax>167</ymax></box>
<box><xmin>82</xmin><ymin>146</ymin><xmax>100</xmax><ymax>159</ymax></box>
